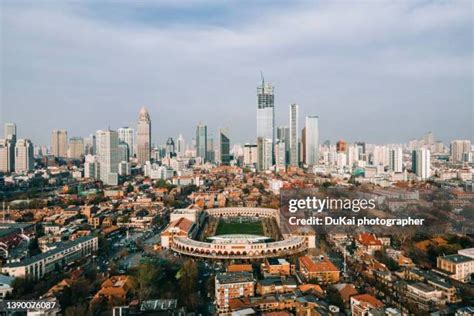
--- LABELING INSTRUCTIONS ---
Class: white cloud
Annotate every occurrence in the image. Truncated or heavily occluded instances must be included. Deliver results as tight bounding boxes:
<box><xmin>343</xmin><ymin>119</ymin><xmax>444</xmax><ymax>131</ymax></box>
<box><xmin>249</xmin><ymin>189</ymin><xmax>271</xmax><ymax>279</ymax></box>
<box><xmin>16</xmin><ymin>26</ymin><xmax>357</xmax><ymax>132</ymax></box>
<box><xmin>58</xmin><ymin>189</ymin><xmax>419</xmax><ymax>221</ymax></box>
<box><xmin>0</xmin><ymin>0</ymin><xmax>472</xmax><ymax>145</ymax></box>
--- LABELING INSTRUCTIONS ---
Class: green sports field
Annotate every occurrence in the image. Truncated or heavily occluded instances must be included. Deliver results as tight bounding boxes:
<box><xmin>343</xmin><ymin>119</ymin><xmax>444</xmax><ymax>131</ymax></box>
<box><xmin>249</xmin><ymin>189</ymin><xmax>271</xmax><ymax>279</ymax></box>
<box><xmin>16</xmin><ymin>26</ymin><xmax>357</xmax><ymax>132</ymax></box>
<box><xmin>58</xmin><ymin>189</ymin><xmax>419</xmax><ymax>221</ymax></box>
<box><xmin>215</xmin><ymin>219</ymin><xmax>264</xmax><ymax>235</ymax></box>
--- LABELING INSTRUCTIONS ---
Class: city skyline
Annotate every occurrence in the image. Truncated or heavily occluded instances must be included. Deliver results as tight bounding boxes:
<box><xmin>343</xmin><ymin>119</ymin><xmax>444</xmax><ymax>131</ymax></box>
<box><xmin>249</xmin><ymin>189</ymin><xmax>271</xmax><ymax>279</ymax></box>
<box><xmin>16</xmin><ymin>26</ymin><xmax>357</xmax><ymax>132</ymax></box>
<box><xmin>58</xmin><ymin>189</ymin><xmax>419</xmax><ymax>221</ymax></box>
<box><xmin>1</xmin><ymin>1</ymin><xmax>472</xmax><ymax>145</ymax></box>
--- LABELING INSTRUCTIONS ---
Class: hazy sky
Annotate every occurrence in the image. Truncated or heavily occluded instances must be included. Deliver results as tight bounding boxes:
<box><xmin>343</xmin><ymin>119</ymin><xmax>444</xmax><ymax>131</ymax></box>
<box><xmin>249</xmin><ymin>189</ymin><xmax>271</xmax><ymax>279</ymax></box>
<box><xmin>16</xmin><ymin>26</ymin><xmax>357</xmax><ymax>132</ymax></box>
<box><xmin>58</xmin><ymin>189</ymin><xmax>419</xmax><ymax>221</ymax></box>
<box><xmin>0</xmin><ymin>0</ymin><xmax>472</xmax><ymax>146</ymax></box>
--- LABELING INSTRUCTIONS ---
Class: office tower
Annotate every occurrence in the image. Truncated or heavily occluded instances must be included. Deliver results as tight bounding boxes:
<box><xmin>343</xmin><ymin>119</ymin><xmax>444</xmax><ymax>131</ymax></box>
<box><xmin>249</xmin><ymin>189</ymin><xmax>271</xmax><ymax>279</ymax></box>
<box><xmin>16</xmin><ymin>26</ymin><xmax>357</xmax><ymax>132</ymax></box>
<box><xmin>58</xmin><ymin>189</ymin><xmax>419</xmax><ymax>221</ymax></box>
<box><xmin>450</xmin><ymin>140</ymin><xmax>471</xmax><ymax>163</ymax></box>
<box><xmin>289</xmin><ymin>103</ymin><xmax>299</xmax><ymax>167</ymax></box>
<box><xmin>166</xmin><ymin>138</ymin><xmax>176</xmax><ymax>157</ymax></box>
<box><xmin>4</xmin><ymin>123</ymin><xmax>16</xmax><ymax>142</ymax></box>
<box><xmin>347</xmin><ymin>144</ymin><xmax>358</xmax><ymax>166</ymax></box>
<box><xmin>277</xmin><ymin>126</ymin><xmax>290</xmax><ymax>165</ymax></box>
<box><xmin>305</xmin><ymin>115</ymin><xmax>319</xmax><ymax>166</ymax></box>
<box><xmin>424</xmin><ymin>131</ymin><xmax>434</xmax><ymax>147</ymax></box>
<box><xmin>15</xmin><ymin>139</ymin><xmax>34</xmax><ymax>173</ymax></box>
<box><xmin>118</xmin><ymin>127</ymin><xmax>134</xmax><ymax>158</ymax></box>
<box><xmin>34</xmin><ymin>145</ymin><xmax>43</xmax><ymax>157</ymax></box>
<box><xmin>219</xmin><ymin>128</ymin><xmax>230</xmax><ymax>165</ymax></box>
<box><xmin>434</xmin><ymin>141</ymin><xmax>445</xmax><ymax>154</ymax></box>
<box><xmin>196</xmin><ymin>123</ymin><xmax>208</xmax><ymax>161</ymax></box>
<box><xmin>243</xmin><ymin>144</ymin><xmax>258</xmax><ymax>166</ymax></box>
<box><xmin>0</xmin><ymin>139</ymin><xmax>14</xmax><ymax>173</ymax></box>
<box><xmin>355</xmin><ymin>142</ymin><xmax>366</xmax><ymax>161</ymax></box>
<box><xmin>412</xmin><ymin>148</ymin><xmax>430</xmax><ymax>180</ymax></box>
<box><xmin>136</xmin><ymin>107</ymin><xmax>151</xmax><ymax>165</ymax></box>
<box><xmin>3</xmin><ymin>123</ymin><xmax>17</xmax><ymax>171</ymax></box>
<box><xmin>257</xmin><ymin>137</ymin><xmax>272</xmax><ymax>171</ymax></box>
<box><xmin>275</xmin><ymin>141</ymin><xmax>286</xmax><ymax>170</ymax></box>
<box><xmin>84</xmin><ymin>134</ymin><xmax>96</xmax><ymax>155</ymax></box>
<box><xmin>118</xmin><ymin>142</ymin><xmax>129</xmax><ymax>162</ymax></box>
<box><xmin>301</xmin><ymin>127</ymin><xmax>306</xmax><ymax>165</ymax></box>
<box><xmin>336</xmin><ymin>140</ymin><xmax>347</xmax><ymax>153</ymax></box>
<box><xmin>96</xmin><ymin>130</ymin><xmax>119</xmax><ymax>185</ymax></box>
<box><xmin>389</xmin><ymin>147</ymin><xmax>403</xmax><ymax>173</ymax></box>
<box><xmin>177</xmin><ymin>134</ymin><xmax>186</xmax><ymax>158</ymax></box>
<box><xmin>257</xmin><ymin>76</ymin><xmax>275</xmax><ymax>162</ymax></box>
<box><xmin>206</xmin><ymin>137</ymin><xmax>215</xmax><ymax>162</ymax></box>
<box><xmin>68</xmin><ymin>137</ymin><xmax>84</xmax><ymax>159</ymax></box>
<box><xmin>51</xmin><ymin>130</ymin><xmax>68</xmax><ymax>158</ymax></box>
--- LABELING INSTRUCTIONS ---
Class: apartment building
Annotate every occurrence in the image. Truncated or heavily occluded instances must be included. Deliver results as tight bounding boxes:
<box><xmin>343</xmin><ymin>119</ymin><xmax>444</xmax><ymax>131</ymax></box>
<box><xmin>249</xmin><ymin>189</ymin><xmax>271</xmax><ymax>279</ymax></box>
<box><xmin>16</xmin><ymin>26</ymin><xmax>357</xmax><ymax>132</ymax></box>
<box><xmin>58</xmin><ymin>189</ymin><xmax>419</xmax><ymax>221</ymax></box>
<box><xmin>437</xmin><ymin>254</ymin><xmax>474</xmax><ymax>283</ymax></box>
<box><xmin>215</xmin><ymin>272</ymin><xmax>255</xmax><ymax>312</ymax></box>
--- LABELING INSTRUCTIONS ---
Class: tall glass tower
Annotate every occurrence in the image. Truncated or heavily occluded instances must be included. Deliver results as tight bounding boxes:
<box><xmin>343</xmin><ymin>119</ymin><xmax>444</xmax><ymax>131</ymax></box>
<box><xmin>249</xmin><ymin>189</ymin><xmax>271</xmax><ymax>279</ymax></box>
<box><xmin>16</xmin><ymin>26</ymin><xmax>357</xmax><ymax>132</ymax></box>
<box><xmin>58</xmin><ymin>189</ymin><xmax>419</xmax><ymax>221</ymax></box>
<box><xmin>219</xmin><ymin>128</ymin><xmax>230</xmax><ymax>165</ymax></box>
<box><xmin>305</xmin><ymin>115</ymin><xmax>319</xmax><ymax>166</ymax></box>
<box><xmin>257</xmin><ymin>76</ymin><xmax>275</xmax><ymax>163</ymax></box>
<box><xmin>196</xmin><ymin>123</ymin><xmax>208</xmax><ymax>161</ymax></box>
<box><xmin>289</xmin><ymin>103</ymin><xmax>299</xmax><ymax>167</ymax></box>
<box><xmin>136</xmin><ymin>107</ymin><xmax>151</xmax><ymax>165</ymax></box>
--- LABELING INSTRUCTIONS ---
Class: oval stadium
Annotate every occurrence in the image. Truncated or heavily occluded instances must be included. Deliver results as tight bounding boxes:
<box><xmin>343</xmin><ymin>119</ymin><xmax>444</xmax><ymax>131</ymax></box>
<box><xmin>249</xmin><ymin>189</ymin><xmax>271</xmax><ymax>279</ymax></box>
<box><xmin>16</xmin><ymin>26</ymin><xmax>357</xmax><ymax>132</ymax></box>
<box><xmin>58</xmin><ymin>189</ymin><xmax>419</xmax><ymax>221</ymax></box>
<box><xmin>161</xmin><ymin>207</ymin><xmax>315</xmax><ymax>259</ymax></box>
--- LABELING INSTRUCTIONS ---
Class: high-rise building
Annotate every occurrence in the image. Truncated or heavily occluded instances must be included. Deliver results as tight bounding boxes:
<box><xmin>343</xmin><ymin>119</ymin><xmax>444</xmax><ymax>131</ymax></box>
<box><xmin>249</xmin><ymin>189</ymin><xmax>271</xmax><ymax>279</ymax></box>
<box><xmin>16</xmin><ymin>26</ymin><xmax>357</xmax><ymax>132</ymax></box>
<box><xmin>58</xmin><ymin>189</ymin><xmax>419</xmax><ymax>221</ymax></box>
<box><xmin>275</xmin><ymin>141</ymin><xmax>286</xmax><ymax>170</ymax></box>
<box><xmin>136</xmin><ymin>107</ymin><xmax>151</xmax><ymax>165</ymax></box>
<box><xmin>68</xmin><ymin>137</ymin><xmax>84</xmax><ymax>159</ymax></box>
<box><xmin>4</xmin><ymin>123</ymin><xmax>16</xmax><ymax>142</ymax></box>
<box><xmin>257</xmin><ymin>137</ymin><xmax>272</xmax><ymax>171</ymax></box>
<box><xmin>51</xmin><ymin>130</ymin><xmax>68</xmax><ymax>158</ymax></box>
<box><xmin>289</xmin><ymin>103</ymin><xmax>299</xmax><ymax>167</ymax></box>
<box><xmin>118</xmin><ymin>127</ymin><xmax>134</xmax><ymax>158</ymax></box>
<box><xmin>305</xmin><ymin>116</ymin><xmax>319</xmax><ymax>166</ymax></box>
<box><xmin>84</xmin><ymin>155</ymin><xmax>100</xmax><ymax>179</ymax></box>
<box><xmin>372</xmin><ymin>145</ymin><xmax>389</xmax><ymax>167</ymax></box>
<box><xmin>301</xmin><ymin>127</ymin><xmax>306</xmax><ymax>165</ymax></box>
<box><xmin>412</xmin><ymin>148</ymin><xmax>430</xmax><ymax>180</ymax></box>
<box><xmin>355</xmin><ymin>142</ymin><xmax>366</xmax><ymax>161</ymax></box>
<box><xmin>177</xmin><ymin>134</ymin><xmax>186</xmax><ymax>158</ymax></box>
<box><xmin>0</xmin><ymin>139</ymin><xmax>15</xmax><ymax>173</ymax></box>
<box><xmin>389</xmin><ymin>147</ymin><xmax>403</xmax><ymax>173</ymax></box>
<box><xmin>196</xmin><ymin>123</ymin><xmax>208</xmax><ymax>161</ymax></box>
<box><xmin>424</xmin><ymin>131</ymin><xmax>434</xmax><ymax>147</ymax></box>
<box><xmin>15</xmin><ymin>139</ymin><xmax>34</xmax><ymax>173</ymax></box>
<box><xmin>118</xmin><ymin>142</ymin><xmax>129</xmax><ymax>162</ymax></box>
<box><xmin>257</xmin><ymin>77</ymin><xmax>275</xmax><ymax>163</ymax></box>
<box><xmin>166</xmin><ymin>138</ymin><xmax>175</xmax><ymax>157</ymax></box>
<box><xmin>243</xmin><ymin>144</ymin><xmax>258</xmax><ymax>167</ymax></box>
<box><xmin>206</xmin><ymin>137</ymin><xmax>215</xmax><ymax>162</ymax></box>
<box><xmin>96</xmin><ymin>130</ymin><xmax>119</xmax><ymax>185</ymax></box>
<box><xmin>219</xmin><ymin>128</ymin><xmax>230</xmax><ymax>165</ymax></box>
<box><xmin>277</xmin><ymin>126</ymin><xmax>290</xmax><ymax>165</ymax></box>
<box><xmin>84</xmin><ymin>134</ymin><xmax>96</xmax><ymax>155</ymax></box>
<box><xmin>450</xmin><ymin>140</ymin><xmax>471</xmax><ymax>163</ymax></box>
<box><xmin>3</xmin><ymin>123</ymin><xmax>17</xmax><ymax>171</ymax></box>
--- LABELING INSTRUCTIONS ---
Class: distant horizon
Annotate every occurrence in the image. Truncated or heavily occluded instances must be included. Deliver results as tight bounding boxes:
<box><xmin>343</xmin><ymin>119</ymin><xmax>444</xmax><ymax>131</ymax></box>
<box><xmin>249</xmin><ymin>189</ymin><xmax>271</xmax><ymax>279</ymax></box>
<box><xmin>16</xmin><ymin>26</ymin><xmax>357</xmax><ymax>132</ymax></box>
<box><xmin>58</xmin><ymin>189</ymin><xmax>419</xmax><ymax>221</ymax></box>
<box><xmin>1</xmin><ymin>117</ymin><xmax>471</xmax><ymax>149</ymax></box>
<box><xmin>1</xmin><ymin>1</ymin><xmax>472</xmax><ymax>145</ymax></box>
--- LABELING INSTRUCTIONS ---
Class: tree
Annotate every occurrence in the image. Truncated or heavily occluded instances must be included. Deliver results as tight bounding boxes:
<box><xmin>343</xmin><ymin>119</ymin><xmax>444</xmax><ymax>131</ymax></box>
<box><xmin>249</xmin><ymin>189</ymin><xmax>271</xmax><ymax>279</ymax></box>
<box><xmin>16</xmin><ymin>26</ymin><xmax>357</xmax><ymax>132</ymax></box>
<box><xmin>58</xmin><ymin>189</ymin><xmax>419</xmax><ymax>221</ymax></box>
<box><xmin>64</xmin><ymin>304</ymin><xmax>88</xmax><ymax>316</ymax></box>
<box><xmin>98</xmin><ymin>235</ymin><xmax>110</xmax><ymax>257</ymax></box>
<box><xmin>374</xmin><ymin>250</ymin><xmax>400</xmax><ymax>271</ymax></box>
<box><xmin>11</xmin><ymin>277</ymin><xmax>34</xmax><ymax>298</ymax></box>
<box><xmin>178</xmin><ymin>259</ymin><xmax>199</xmax><ymax>310</ymax></box>
<box><xmin>134</xmin><ymin>261</ymin><xmax>160</xmax><ymax>300</ymax></box>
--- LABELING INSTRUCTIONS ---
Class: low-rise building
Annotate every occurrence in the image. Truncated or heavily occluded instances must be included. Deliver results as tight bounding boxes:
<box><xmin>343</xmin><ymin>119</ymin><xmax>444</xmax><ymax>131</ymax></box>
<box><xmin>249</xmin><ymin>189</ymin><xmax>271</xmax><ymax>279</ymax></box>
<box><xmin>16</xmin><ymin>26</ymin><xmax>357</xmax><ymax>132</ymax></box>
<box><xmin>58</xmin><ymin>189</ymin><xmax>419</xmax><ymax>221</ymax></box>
<box><xmin>436</xmin><ymin>254</ymin><xmax>474</xmax><ymax>283</ymax></box>
<box><xmin>262</xmin><ymin>258</ymin><xmax>292</xmax><ymax>277</ymax></box>
<box><xmin>404</xmin><ymin>282</ymin><xmax>446</xmax><ymax>312</ymax></box>
<box><xmin>1</xmin><ymin>235</ymin><xmax>98</xmax><ymax>281</ymax></box>
<box><xmin>298</xmin><ymin>256</ymin><xmax>340</xmax><ymax>284</ymax></box>
<box><xmin>256</xmin><ymin>277</ymin><xmax>297</xmax><ymax>296</ymax></box>
<box><xmin>350</xmin><ymin>294</ymin><xmax>384</xmax><ymax>316</ymax></box>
